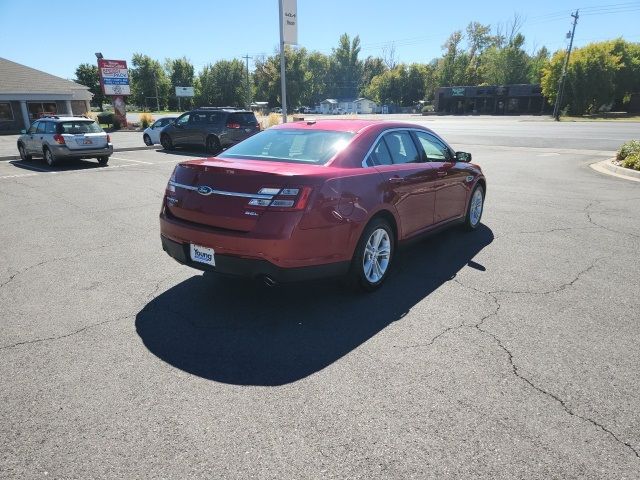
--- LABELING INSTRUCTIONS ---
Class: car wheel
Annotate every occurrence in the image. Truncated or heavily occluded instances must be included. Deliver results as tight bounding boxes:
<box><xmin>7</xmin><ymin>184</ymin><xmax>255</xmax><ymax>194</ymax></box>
<box><xmin>43</xmin><ymin>147</ymin><xmax>56</xmax><ymax>167</ymax></box>
<box><xmin>348</xmin><ymin>217</ymin><xmax>394</xmax><ymax>292</ymax></box>
<box><xmin>143</xmin><ymin>134</ymin><xmax>152</xmax><ymax>146</ymax></box>
<box><xmin>206</xmin><ymin>136</ymin><xmax>221</xmax><ymax>155</ymax></box>
<box><xmin>97</xmin><ymin>156</ymin><xmax>109</xmax><ymax>166</ymax></box>
<box><xmin>18</xmin><ymin>143</ymin><xmax>31</xmax><ymax>161</ymax></box>
<box><xmin>160</xmin><ymin>134</ymin><xmax>174</xmax><ymax>150</ymax></box>
<box><xmin>463</xmin><ymin>184</ymin><xmax>484</xmax><ymax>231</ymax></box>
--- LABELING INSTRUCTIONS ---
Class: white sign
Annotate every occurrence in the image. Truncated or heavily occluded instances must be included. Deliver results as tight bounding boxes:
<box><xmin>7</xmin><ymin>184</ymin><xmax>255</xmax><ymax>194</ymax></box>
<box><xmin>175</xmin><ymin>86</ymin><xmax>195</xmax><ymax>97</ymax></box>
<box><xmin>281</xmin><ymin>0</ymin><xmax>297</xmax><ymax>45</ymax></box>
<box><xmin>98</xmin><ymin>59</ymin><xmax>130</xmax><ymax>96</ymax></box>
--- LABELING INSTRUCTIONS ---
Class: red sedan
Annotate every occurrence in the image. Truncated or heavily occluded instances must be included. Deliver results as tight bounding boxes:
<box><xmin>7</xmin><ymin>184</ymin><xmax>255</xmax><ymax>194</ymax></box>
<box><xmin>160</xmin><ymin>120</ymin><xmax>486</xmax><ymax>291</ymax></box>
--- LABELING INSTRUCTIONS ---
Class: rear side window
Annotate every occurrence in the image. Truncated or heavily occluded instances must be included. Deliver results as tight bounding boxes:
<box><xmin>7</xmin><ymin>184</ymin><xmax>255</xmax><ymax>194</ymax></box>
<box><xmin>45</xmin><ymin>122</ymin><xmax>56</xmax><ymax>134</ymax></box>
<box><xmin>228</xmin><ymin>112</ymin><xmax>257</xmax><ymax>126</ymax></box>
<box><xmin>367</xmin><ymin>140</ymin><xmax>393</xmax><ymax>166</ymax></box>
<box><xmin>207</xmin><ymin>112</ymin><xmax>224</xmax><ymax>124</ymax></box>
<box><xmin>36</xmin><ymin>122</ymin><xmax>47</xmax><ymax>134</ymax></box>
<box><xmin>190</xmin><ymin>113</ymin><xmax>209</xmax><ymax>124</ymax></box>
<box><xmin>383</xmin><ymin>131</ymin><xmax>420</xmax><ymax>164</ymax></box>
<box><xmin>57</xmin><ymin>121</ymin><xmax>102</xmax><ymax>134</ymax></box>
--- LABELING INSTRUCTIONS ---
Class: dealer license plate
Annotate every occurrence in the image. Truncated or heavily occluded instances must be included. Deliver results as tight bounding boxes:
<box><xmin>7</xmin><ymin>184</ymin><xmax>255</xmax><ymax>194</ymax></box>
<box><xmin>190</xmin><ymin>244</ymin><xmax>215</xmax><ymax>266</ymax></box>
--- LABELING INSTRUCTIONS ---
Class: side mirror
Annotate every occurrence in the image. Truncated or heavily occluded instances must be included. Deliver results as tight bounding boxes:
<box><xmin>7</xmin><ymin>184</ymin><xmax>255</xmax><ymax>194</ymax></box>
<box><xmin>21</xmin><ymin>129</ymin><xmax>27</xmax><ymax>134</ymax></box>
<box><xmin>456</xmin><ymin>151</ymin><xmax>472</xmax><ymax>162</ymax></box>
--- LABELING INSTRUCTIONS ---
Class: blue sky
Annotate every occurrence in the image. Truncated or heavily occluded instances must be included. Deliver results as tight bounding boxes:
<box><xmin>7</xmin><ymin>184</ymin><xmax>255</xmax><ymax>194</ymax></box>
<box><xmin>1</xmin><ymin>0</ymin><xmax>638</xmax><ymax>80</ymax></box>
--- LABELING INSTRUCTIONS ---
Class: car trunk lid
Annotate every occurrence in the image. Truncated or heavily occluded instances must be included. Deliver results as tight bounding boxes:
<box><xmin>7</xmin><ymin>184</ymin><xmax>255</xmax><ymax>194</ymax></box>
<box><xmin>166</xmin><ymin>158</ymin><xmax>315</xmax><ymax>232</ymax></box>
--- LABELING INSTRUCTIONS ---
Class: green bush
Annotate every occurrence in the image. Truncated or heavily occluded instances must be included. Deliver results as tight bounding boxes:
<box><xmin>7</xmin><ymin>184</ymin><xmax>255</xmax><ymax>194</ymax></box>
<box><xmin>97</xmin><ymin>112</ymin><xmax>114</xmax><ymax>126</ymax></box>
<box><xmin>616</xmin><ymin>140</ymin><xmax>640</xmax><ymax>160</ymax></box>
<box><xmin>621</xmin><ymin>152</ymin><xmax>640</xmax><ymax>171</ymax></box>
<box><xmin>112</xmin><ymin>117</ymin><xmax>122</xmax><ymax>130</ymax></box>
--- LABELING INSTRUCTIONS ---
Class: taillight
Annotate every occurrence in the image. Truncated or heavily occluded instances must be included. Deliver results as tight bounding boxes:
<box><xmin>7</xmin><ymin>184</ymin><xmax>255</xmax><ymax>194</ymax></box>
<box><xmin>247</xmin><ymin>186</ymin><xmax>312</xmax><ymax>211</ymax></box>
<box><xmin>107</xmin><ymin>134</ymin><xmax>111</xmax><ymax>143</ymax></box>
<box><xmin>53</xmin><ymin>134</ymin><xmax>65</xmax><ymax>145</ymax></box>
<box><xmin>226</xmin><ymin>122</ymin><xmax>241</xmax><ymax>129</ymax></box>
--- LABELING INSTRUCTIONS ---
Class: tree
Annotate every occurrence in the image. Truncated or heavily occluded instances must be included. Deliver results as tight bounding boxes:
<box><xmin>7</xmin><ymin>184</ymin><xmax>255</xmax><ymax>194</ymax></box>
<box><xmin>541</xmin><ymin>39</ymin><xmax>640</xmax><ymax>115</ymax></box>
<box><xmin>528</xmin><ymin>46</ymin><xmax>549</xmax><ymax>84</ymax></box>
<box><xmin>438</xmin><ymin>31</ymin><xmax>469</xmax><ymax>86</ymax></box>
<box><xmin>129</xmin><ymin>54</ymin><xmax>171</xmax><ymax>110</ymax></box>
<box><xmin>74</xmin><ymin>63</ymin><xmax>106</xmax><ymax>111</ymax></box>
<box><xmin>329</xmin><ymin>34</ymin><xmax>363</xmax><ymax>98</ymax></box>
<box><xmin>166</xmin><ymin>57</ymin><xmax>195</xmax><ymax>110</ymax></box>
<box><xmin>465</xmin><ymin>22</ymin><xmax>493</xmax><ymax>84</ymax></box>
<box><xmin>252</xmin><ymin>47</ymin><xmax>310</xmax><ymax>109</ymax></box>
<box><xmin>481</xmin><ymin>33</ymin><xmax>529</xmax><ymax>85</ymax></box>
<box><xmin>304</xmin><ymin>51</ymin><xmax>331</xmax><ymax>106</ymax></box>
<box><xmin>360</xmin><ymin>56</ymin><xmax>387</xmax><ymax>95</ymax></box>
<box><xmin>196</xmin><ymin>59</ymin><xmax>247</xmax><ymax>107</ymax></box>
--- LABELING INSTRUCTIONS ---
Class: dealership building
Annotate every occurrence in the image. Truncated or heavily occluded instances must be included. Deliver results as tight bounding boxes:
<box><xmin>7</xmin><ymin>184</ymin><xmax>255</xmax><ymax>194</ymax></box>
<box><xmin>0</xmin><ymin>57</ymin><xmax>92</xmax><ymax>134</ymax></box>
<box><xmin>434</xmin><ymin>84</ymin><xmax>547</xmax><ymax>115</ymax></box>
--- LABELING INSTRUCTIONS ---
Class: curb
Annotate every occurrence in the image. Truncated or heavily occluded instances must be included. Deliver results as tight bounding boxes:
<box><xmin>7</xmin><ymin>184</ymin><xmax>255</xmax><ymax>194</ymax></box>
<box><xmin>590</xmin><ymin>158</ymin><xmax>640</xmax><ymax>182</ymax></box>
<box><xmin>0</xmin><ymin>145</ymin><xmax>157</xmax><ymax>162</ymax></box>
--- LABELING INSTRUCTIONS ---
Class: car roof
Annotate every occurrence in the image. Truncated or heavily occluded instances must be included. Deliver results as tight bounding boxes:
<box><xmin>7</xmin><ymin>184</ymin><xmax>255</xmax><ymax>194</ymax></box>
<box><xmin>38</xmin><ymin>116</ymin><xmax>95</xmax><ymax>122</ymax></box>
<box><xmin>270</xmin><ymin>119</ymin><xmax>428</xmax><ymax>134</ymax></box>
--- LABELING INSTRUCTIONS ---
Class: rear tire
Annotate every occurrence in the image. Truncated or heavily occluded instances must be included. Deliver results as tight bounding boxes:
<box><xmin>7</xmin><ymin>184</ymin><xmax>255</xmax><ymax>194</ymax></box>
<box><xmin>18</xmin><ymin>143</ymin><xmax>31</xmax><ymax>161</ymax></box>
<box><xmin>347</xmin><ymin>217</ymin><xmax>395</xmax><ymax>292</ymax></box>
<box><xmin>160</xmin><ymin>134</ymin><xmax>174</xmax><ymax>150</ymax></box>
<box><xmin>206</xmin><ymin>136</ymin><xmax>221</xmax><ymax>155</ymax></box>
<box><xmin>97</xmin><ymin>156</ymin><xmax>109</xmax><ymax>166</ymax></box>
<box><xmin>143</xmin><ymin>134</ymin><xmax>152</xmax><ymax>146</ymax></box>
<box><xmin>463</xmin><ymin>185</ymin><xmax>484</xmax><ymax>231</ymax></box>
<box><xmin>43</xmin><ymin>147</ymin><xmax>56</xmax><ymax>167</ymax></box>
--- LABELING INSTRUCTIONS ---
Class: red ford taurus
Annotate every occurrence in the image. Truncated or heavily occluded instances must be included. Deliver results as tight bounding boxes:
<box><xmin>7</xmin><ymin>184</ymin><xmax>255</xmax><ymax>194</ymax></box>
<box><xmin>160</xmin><ymin>120</ymin><xmax>486</xmax><ymax>291</ymax></box>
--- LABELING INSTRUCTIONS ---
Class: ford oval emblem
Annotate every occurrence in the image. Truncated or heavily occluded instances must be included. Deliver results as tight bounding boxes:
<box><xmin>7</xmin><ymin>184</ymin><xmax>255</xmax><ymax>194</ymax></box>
<box><xmin>197</xmin><ymin>185</ymin><xmax>213</xmax><ymax>195</ymax></box>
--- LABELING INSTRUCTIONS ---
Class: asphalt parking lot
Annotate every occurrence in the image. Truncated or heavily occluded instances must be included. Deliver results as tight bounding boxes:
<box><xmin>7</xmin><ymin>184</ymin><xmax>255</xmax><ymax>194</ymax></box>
<box><xmin>1</xmin><ymin>118</ymin><xmax>639</xmax><ymax>479</ymax></box>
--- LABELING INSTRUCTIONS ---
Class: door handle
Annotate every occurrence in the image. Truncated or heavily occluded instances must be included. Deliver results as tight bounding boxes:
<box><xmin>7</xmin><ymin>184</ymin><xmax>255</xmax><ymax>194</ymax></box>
<box><xmin>388</xmin><ymin>176</ymin><xmax>404</xmax><ymax>184</ymax></box>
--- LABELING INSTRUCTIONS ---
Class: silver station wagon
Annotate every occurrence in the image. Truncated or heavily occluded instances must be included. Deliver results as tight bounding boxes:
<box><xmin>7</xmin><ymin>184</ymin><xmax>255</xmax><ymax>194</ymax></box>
<box><xmin>17</xmin><ymin>116</ymin><xmax>113</xmax><ymax>166</ymax></box>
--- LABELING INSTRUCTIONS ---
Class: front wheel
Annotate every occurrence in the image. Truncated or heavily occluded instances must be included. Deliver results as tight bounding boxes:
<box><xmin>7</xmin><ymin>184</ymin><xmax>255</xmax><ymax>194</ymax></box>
<box><xmin>18</xmin><ymin>143</ymin><xmax>31</xmax><ymax>161</ymax></box>
<box><xmin>143</xmin><ymin>134</ymin><xmax>152</xmax><ymax>146</ymax></box>
<box><xmin>348</xmin><ymin>218</ymin><xmax>395</xmax><ymax>292</ymax></box>
<box><xmin>463</xmin><ymin>185</ymin><xmax>484</xmax><ymax>231</ymax></box>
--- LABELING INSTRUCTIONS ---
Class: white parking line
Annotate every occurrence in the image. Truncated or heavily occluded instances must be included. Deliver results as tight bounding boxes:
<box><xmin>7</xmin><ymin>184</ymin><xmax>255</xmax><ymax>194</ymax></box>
<box><xmin>110</xmin><ymin>157</ymin><xmax>153</xmax><ymax>164</ymax></box>
<box><xmin>0</xmin><ymin>173</ymin><xmax>38</xmax><ymax>179</ymax></box>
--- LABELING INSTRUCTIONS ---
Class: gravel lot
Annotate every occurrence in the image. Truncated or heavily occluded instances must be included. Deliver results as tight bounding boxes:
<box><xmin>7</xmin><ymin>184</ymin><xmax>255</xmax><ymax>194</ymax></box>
<box><xmin>1</xmin><ymin>118</ymin><xmax>639</xmax><ymax>479</ymax></box>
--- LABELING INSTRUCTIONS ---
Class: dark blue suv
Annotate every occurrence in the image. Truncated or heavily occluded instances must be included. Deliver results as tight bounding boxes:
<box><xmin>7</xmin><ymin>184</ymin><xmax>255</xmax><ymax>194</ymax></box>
<box><xmin>160</xmin><ymin>107</ymin><xmax>260</xmax><ymax>154</ymax></box>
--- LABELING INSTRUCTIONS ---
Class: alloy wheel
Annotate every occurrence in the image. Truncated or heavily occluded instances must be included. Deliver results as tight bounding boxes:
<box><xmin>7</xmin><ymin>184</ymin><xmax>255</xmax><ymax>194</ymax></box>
<box><xmin>362</xmin><ymin>228</ymin><xmax>391</xmax><ymax>283</ymax></box>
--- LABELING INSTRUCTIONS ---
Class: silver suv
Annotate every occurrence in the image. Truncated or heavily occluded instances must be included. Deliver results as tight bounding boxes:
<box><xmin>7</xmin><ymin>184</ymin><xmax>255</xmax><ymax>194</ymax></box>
<box><xmin>17</xmin><ymin>116</ymin><xmax>113</xmax><ymax>166</ymax></box>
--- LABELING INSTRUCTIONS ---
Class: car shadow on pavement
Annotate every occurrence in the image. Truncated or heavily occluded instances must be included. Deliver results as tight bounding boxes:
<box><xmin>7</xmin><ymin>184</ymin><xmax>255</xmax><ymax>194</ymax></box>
<box><xmin>135</xmin><ymin>224</ymin><xmax>493</xmax><ymax>386</ymax></box>
<box><xmin>10</xmin><ymin>158</ymin><xmax>106</xmax><ymax>173</ymax></box>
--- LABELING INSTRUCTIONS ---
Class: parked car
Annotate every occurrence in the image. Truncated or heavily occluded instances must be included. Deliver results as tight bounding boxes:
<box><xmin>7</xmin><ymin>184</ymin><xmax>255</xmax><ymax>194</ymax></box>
<box><xmin>160</xmin><ymin>108</ymin><xmax>260</xmax><ymax>153</ymax></box>
<box><xmin>271</xmin><ymin>107</ymin><xmax>283</xmax><ymax>114</ymax></box>
<box><xmin>17</xmin><ymin>116</ymin><xmax>113</xmax><ymax>166</ymax></box>
<box><xmin>160</xmin><ymin>120</ymin><xmax>485</xmax><ymax>291</ymax></box>
<box><xmin>143</xmin><ymin>116</ymin><xmax>177</xmax><ymax>146</ymax></box>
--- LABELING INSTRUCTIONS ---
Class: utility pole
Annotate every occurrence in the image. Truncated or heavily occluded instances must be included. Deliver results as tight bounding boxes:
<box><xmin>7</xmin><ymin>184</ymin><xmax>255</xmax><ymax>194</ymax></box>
<box><xmin>278</xmin><ymin>0</ymin><xmax>287</xmax><ymax>123</ymax></box>
<box><xmin>553</xmin><ymin>10</ymin><xmax>579</xmax><ymax>121</ymax></box>
<box><xmin>153</xmin><ymin>72</ymin><xmax>160</xmax><ymax>112</ymax></box>
<box><xmin>243</xmin><ymin>54</ymin><xmax>251</xmax><ymax>109</ymax></box>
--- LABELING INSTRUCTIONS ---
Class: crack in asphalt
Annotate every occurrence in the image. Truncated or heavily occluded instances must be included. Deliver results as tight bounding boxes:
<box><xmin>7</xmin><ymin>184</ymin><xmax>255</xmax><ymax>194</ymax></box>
<box><xmin>0</xmin><ymin>314</ymin><xmax>132</xmax><ymax>351</ymax></box>
<box><xmin>0</xmin><ymin>244</ymin><xmax>113</xmax><ymax>290</ymax></box>
<box><xmin>450</xmin><ymin>257</ymin><xmax>639</xmax><ymax>460</ymax></box>
<box><xmin>584</xmin><ymin>201</ymin><xmax>640</xmax><ymax>240</ymax></box>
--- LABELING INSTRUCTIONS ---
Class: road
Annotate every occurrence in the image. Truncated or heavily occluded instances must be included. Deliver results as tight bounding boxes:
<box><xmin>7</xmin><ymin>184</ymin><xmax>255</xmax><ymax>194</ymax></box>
<box><xmin>1</xmin><ymin>118</ymin><xmax>639</xmax><ymax>479</ymax></box>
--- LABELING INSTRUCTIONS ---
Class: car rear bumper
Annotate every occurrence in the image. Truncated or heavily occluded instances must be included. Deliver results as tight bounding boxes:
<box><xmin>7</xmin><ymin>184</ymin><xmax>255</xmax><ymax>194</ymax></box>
<box><xmin>51</xmin><ymin>144</ymin><xmax>113</xmax><ymax>158</ymax></box>
<box><xmin>161</xmin><ymin>234</ymin><xmax>349</xmax><ymax>283</ymax></box>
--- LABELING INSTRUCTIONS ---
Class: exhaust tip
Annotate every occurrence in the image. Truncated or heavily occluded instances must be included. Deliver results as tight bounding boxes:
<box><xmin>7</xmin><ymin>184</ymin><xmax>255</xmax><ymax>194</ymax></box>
<box><xmin>262</xmin><ymin>275</ymin><xmax>277</xmax><ymax>287</ymax></box>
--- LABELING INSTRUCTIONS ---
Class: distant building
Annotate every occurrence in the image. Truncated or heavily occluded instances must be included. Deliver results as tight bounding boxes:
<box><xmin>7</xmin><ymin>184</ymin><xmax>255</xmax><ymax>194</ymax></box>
<box><xmin>320</xmin><ymin>97</ymin><xmax>378</xmax><ymax>114</ymax></box>
<box><xmin>434</xmin><ymin>84</ymin><xmax>547</xmax><ymax>115</ymax></box>
<box><xmin>0</xmin><ymin>57</ymin><xmax>92</xmax><ymax>134</ymax></box>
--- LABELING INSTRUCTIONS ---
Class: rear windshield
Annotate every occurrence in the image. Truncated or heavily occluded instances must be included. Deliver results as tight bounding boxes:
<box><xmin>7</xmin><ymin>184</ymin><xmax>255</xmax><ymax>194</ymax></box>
<box><xmin>57</xmin><ymin>121</ymin><xmax>103</xmax><ymax>134</ymax></box>
<box><xmin>228</xmin><ymin>112</ymin><xmax>258</xmax><ymax>125</ymax></box>
<box><xmin>219</xmin><ymin>129</ymin><xmax>354</xmax><ymax>165</ymax></box>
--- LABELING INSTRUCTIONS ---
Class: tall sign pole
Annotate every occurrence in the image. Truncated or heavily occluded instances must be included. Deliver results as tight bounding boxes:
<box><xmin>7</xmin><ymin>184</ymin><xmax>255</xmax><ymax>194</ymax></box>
<box><xmin>553</xmin><ymin>10</ymin><xmax>579</xmax><ymax>121</ymax></box>
<box><xmin>278</xmin><ymin>0</ymin><xmax>297</xmax><ymax>123</ymax></box>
